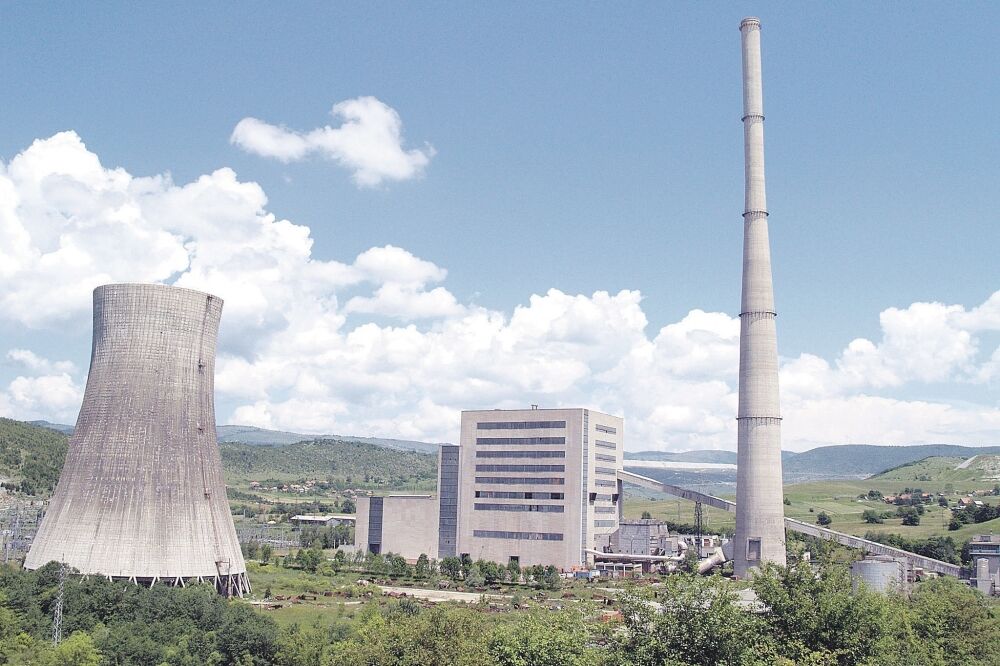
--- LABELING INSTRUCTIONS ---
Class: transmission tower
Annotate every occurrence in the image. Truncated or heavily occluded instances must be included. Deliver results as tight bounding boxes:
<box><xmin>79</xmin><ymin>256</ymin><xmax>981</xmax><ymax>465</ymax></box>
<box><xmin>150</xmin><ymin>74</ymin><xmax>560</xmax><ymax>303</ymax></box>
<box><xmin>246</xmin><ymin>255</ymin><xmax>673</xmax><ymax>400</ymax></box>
<box><xmin>51</xmin><ymin>560</ymin><xmax>66</xmax><ymax>646</ymax></box>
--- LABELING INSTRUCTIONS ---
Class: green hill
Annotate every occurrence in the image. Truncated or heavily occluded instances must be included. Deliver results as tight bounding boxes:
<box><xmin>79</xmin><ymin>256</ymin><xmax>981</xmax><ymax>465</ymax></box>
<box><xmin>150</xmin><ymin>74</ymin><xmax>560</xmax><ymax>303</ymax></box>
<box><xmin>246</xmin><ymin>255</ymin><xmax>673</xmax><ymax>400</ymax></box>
<box><xmin>220</xmin><ymin>439</ymin><xmax>438</xmax><ymax>489</ymax></box>
<box><xmin>0</xmin><ymin>418</ymin><xmax>68</xmax><ymax>495</ymax></box>
<box><xmin>0</xmin><ymin>420</ymin><xmax>439</xmax><ymax>497</ymax></box>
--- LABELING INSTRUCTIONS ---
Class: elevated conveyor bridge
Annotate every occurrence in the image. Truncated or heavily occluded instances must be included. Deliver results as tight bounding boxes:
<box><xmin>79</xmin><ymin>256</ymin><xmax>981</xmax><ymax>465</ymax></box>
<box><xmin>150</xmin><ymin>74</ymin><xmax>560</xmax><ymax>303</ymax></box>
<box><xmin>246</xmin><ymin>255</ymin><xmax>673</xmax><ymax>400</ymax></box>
<box><xmin>618</xmin><ymin>469</ymin><xmax>962</xmax><ymax>578</ymax></box>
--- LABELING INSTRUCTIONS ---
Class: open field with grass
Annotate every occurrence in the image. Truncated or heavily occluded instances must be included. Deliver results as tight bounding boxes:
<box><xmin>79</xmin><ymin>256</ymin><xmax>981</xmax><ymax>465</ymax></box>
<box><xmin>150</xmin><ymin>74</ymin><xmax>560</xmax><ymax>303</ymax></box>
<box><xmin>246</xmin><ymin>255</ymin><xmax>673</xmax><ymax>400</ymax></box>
<box><xmin>625</xmin><ymin>454</ymin><xmax>1000</xmax><ymax>543</ymax></box>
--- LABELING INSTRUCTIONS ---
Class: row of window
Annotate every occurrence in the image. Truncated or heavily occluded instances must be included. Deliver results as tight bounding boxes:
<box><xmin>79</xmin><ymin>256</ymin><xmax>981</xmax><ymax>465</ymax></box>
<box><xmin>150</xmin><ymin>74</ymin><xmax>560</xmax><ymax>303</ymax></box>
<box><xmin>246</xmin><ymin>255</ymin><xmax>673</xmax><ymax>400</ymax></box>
<box><xmin>594</xmin><ymin>519</ymin><xmax>616</xmax><ymax>528</ymax></box>
<box><xmin>595</xmin><ymin>479</ymin><xmax>616</xmax><ymax>487</ymax></box>
<box><xmin>475</xmin><ymin>477</ymin><xmax>565</xmax><ymax>485</ymax></box>
<box><xmin>475</xmin><ymin>491</ymin><xmax>565</xmax><ymax>499</ymax></box>
<box><xmin>595</xmin><ymin>466</ymin><xmax>617</xmax><ymax>476</ymax></box>
<box><xmin>594</xmin><ymin>440</ymin><xmax>617</xmax><ymax>450</ymax></box>
<box><xmin>477</xmin><ymin>421</ymin><xmax>567</xmax><ymax>430</ymax></box>
<box><xmin>476</xmin><ymin>450</ymin><xmax>565</xmax><ymax>459</ymax></box>
<box><xmin>475</xmin><ymin>464</ymin><xmax>565</xmax><ymax>473</ymax></box>
<box><xmin>594</xmin><ymin>506</ymin><xmax>616</xmax><ymax>514</ymax></box>
<box><xmin>473</xmin><ymin>530</ymin><xmax>564</xmax><ymax>541</ymax></box>
<box><xmin>595</xmin><ymin>424</ymin><xmax>617</xmax><ymax>434</ymax></box>
<box><xmin>595</xmin><ymin>453</ymin><xmax>616</xmax><ymax>462</ymax></box>
<box><xmin>474</xmin><ymin>503</ymin><xmax>565</xmax><ymax>513</ymax></box>
<box><xmin>477</xmin><ymin>437</ymin><xmax>565</xmax><ymax>446</ymax></box>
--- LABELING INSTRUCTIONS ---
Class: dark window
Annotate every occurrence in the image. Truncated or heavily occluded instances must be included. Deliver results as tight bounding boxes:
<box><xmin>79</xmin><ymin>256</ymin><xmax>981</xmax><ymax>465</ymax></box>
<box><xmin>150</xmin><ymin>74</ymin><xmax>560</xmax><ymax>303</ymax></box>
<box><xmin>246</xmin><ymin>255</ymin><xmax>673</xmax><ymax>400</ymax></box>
<box><xmin>474</xmin><ymin>503</ymin><xmax>565</xmax><ymax>513</ymax></box>
<box><xmin>473</xmin><ymin>530</ymin><xmax>564</xmax><ymax>541</ymax></box>
<box><xmin>475</xmin><ymin>464</ymin><xmax>565</xmax><ymax>473</ymax></box>
<box><xmin>595</xmin><ymin>466</ymin><xmax>617</xmax><ymax>476</ymax></box>
<box><xmin>594</xmin><ymin>479</ymin><xmax>616</xmax><ymax>487</ymax></box>
<box><xmin>475</xmin><ymin>477</ymin><xmax>565</xmax><ymax>485</ymax></box>
<box><xmin>476</xmin><ymin>437</ymin><xmax>566</xmax><ymax>446</ymax></box>
<box><xmin>476</xmin><ymin>450</ymin><xmax>565</xmax><ymax>459</ymax></box>
<box><xmin>595</xmin><ymin>453</ymin><xmax>616</xmax><ymax>462</ymax></box>
<box><xmin>594</xmin><ymin>439</ymin><xmax>617</xmax><ymax>450</ymax></box>
<box><xmin>477</xmin><ymin>421</ymin><xmax>566</xmax><ymax>430</ymax></box>
<box><xmin>595</xmin><ymin>424</ymin><xmax>617</xmax><ymax>434</ymax></box>
<box><xmin>594</xmin><ymin>519</ymin><xmax>616</xmax><ymax>528</ymax></box>
<box><xmin>475</xmin><ymin>491</ymin><xmax>564</xmax><ymax>499</ymax></box>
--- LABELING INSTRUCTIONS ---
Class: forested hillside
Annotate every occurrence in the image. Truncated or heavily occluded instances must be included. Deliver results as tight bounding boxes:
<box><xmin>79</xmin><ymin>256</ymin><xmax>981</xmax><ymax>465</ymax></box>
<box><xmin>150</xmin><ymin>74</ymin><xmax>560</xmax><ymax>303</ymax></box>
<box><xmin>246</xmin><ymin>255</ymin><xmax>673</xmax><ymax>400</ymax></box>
<box><xmin>220</xmin><ymin>439</ymin><xmax>438</xmax><ymax>488</ymax></box>
<box><xmin>0</xmin><ymin>419</ymin><xmax>68</xmax><ymax>495</ymax></box>
<box><xmin>0</xmin><ymin>420</ymin><xmax>439</xmax><ymax>496</ymax></box>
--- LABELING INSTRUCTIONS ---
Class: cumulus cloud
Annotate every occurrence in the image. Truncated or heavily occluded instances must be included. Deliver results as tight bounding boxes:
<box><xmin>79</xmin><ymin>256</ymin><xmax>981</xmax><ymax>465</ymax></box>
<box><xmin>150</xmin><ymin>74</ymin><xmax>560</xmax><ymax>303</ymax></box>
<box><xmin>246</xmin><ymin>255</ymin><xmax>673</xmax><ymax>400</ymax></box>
<box><xmin>0</xmin><ymin>131</ymin><xmax>998</xmax><ymax>451</ymax></box>
<box><xmin>231</xmin><ymin>97</ymin><xmax>434</xmax><ymax>187</ymax></box>
<box><xmin>0</xmin><ymin>351</ymin><xmax>82</xmax><ymax>423</ymax></box>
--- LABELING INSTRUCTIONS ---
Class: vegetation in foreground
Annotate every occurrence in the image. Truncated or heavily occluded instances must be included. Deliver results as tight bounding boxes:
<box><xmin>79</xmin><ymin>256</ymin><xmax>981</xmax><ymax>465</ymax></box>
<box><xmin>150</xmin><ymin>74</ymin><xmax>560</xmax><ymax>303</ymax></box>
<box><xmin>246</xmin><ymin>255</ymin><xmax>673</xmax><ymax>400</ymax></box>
<box><xmin>0</xmin><ymin>559</ymin><xmax>997</xmax><ymax>666</ymax></box>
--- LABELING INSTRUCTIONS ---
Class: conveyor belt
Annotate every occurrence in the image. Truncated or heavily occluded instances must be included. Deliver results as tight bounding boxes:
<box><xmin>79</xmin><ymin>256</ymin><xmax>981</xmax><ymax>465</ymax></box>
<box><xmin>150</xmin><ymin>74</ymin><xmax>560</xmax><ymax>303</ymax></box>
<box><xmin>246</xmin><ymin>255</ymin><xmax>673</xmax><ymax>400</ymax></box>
<box><xmin>618</xmin><ymin>469</ymin><xmax>962</xmax><ymax>577</ymax></box>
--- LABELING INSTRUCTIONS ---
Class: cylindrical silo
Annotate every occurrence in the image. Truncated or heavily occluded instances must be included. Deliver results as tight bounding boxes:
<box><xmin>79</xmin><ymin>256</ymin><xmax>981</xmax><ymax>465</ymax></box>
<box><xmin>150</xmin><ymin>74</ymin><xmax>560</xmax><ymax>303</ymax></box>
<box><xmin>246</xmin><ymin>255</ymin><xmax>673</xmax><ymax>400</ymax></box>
<box><xmin>851</xmin><ymin>556</ymin><xmax>906</xmax><ymax>594</ymax></box>
<box><xmin>25</xmin><ymin>283</ymin><xmax>248</xmax><ymax>596</ymax></box>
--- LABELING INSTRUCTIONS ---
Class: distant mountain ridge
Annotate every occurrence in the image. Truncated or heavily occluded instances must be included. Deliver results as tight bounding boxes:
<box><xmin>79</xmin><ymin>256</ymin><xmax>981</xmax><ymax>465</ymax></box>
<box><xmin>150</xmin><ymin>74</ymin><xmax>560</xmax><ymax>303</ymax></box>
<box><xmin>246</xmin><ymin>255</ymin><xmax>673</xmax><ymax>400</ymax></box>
<box><xmin>26</xmin><ymin>420</ymin><xmax>1000</xmax><ymax>481</ymax></box>
<box><xmin>627</xmin><ymin>443</ymin><xmax>1000</xmax><ymax>482</ymax></box>
<box><xmin>29</xmin><ymin>421</ymin><xmax>443</xmax><ymax>454</ymax></box>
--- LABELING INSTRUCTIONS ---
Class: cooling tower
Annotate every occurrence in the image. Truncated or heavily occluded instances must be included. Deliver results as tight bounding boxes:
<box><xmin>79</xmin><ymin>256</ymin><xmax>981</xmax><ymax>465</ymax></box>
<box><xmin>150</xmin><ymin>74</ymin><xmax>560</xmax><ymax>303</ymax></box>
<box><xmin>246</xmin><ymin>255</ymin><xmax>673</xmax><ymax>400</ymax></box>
<box><xmin>25</xmin><ymin>283</ymin><xmax>248</xmax><ymax>596</ymax></box>
<box><xmin>734</xmin><ymin>17</ymin><xmax>787</xmax><ymax>577</ymax></box>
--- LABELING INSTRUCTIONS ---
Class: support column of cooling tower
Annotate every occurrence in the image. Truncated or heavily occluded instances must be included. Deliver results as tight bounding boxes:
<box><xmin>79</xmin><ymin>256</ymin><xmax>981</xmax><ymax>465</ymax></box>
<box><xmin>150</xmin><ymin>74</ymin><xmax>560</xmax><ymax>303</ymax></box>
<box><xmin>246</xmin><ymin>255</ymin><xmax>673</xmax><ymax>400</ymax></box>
<box><xmin>734</xmin><ymin>17</ymin><xmax>787</xmax><ymax>577</ymax></box>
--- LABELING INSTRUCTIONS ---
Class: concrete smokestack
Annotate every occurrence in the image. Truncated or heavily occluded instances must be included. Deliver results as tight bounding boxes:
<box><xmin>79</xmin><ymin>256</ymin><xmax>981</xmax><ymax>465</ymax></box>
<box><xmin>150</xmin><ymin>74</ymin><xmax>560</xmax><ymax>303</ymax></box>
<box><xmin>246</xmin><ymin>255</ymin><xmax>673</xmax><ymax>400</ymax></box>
<box><xmin>25</xmin><ymin>284</ymin><xmax>248</xmax><ymax>596</ymax></box>
<box><xmin>734</xmin><ymin>17</ymin><xmax>787</xmax><ymax>577</ymax></box>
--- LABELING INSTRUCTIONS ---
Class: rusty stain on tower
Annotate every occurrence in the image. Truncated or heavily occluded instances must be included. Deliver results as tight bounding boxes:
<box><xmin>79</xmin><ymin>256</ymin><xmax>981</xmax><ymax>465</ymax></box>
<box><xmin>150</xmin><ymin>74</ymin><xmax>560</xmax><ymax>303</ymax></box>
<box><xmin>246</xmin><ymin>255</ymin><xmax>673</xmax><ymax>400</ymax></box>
<box><xmin>25</xmin><ymin>283</ymin><xmax>249</xmax><ymax>596</ymax></box>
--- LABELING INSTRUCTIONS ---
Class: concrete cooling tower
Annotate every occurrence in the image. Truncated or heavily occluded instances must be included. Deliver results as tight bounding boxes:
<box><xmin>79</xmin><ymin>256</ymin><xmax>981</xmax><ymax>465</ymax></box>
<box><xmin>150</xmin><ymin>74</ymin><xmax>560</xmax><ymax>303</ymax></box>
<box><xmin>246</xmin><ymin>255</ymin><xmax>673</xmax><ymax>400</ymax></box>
<box><xmin>25</xmin><ymin>283</ymin><xmax>248</xmax><ymax>596</ymax></box>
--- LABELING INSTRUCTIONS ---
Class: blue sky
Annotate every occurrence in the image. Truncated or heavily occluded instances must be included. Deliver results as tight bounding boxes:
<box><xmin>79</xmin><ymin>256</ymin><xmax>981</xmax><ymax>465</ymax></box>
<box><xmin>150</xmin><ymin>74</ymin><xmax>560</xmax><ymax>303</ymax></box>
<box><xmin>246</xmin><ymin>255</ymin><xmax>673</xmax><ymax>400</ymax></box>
<box><xmin>0</xmin><ymin>3</ymin><xmax>997</xmax><ymax>450</ymax></box>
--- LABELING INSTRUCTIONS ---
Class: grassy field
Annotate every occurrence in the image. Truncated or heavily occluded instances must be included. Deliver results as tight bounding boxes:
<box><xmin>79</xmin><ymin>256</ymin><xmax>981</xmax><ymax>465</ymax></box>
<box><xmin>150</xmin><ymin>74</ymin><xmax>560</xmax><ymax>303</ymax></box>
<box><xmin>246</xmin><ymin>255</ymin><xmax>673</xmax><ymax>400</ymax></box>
<box><xmin>624</xmin><ymin>454</ymin><xmax>1000</xmax><ymax>542</ymax></box>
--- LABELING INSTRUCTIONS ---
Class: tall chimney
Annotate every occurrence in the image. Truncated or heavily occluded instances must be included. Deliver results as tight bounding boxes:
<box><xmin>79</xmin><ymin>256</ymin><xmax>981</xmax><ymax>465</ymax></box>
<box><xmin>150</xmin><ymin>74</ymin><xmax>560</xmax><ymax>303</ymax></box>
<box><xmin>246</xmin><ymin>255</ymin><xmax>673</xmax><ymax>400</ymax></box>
<box><xmin>734</xmin><ymin>17</ymin><xmax>787</xmax><ymax>577</ymax></box>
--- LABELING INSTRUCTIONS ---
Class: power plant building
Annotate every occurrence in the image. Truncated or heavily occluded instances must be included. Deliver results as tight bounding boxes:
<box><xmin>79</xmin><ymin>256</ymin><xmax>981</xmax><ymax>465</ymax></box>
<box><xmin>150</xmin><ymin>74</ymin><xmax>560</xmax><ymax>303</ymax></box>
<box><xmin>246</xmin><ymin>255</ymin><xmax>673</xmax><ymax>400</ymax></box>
<box><xmin>457</xmin><ymin>408</ymin><xmax>623</xmax><ymax>569</ymax></box>
<box><xmin>24</xmin><ymin>284</ymin><xmax>248</xmax><ymax>596</ymax></box>
<box><xmin>355</xmin><ymin>494</ymin><xmax>439</xmax><ymax>561</ymax></box>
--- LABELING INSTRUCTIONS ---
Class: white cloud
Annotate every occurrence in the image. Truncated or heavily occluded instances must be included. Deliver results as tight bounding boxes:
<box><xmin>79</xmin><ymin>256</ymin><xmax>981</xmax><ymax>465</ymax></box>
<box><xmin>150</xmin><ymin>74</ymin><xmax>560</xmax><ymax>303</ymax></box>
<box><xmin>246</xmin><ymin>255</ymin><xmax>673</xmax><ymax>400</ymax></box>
<box><xmin>0</xmin><ymin>131</ymin><xmax>998</xmax><ymax>451</ymax></box>
<box><xmin>231</xmin><ymin>97</ymin><xmax>434</xmax><ymax>187</ymax></box>
<box><xmin>6</xmin><ymin>349</ymin><xmax>76</xmax><ymax>374</ymax></box>
<box><xmin>0</xmin><ymin>350</ymin><xmax>82</xmax><ymax>423</ymax></box>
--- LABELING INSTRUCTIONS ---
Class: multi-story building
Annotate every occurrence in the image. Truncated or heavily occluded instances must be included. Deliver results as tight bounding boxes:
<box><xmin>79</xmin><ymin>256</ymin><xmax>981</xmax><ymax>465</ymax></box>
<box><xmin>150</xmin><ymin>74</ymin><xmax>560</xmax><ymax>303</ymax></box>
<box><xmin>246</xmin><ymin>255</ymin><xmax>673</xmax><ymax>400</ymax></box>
<box><xmin>456</xmin><ymin>407</ymin><xmax>624</xmax><ymax>570</ymax></box>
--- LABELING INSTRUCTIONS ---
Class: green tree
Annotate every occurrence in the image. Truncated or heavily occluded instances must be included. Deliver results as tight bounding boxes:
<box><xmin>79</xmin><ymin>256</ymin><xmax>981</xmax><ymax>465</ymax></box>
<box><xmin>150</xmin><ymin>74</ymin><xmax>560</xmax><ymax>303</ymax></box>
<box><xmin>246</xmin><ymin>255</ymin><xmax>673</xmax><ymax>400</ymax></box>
<box><xmin>387</xmin><ymin>553</ymin><xmax>410</xmax><ymax>578</ymax></box>
<box><xmin>440</xmin><ymin>556</ymin><xmax>462</xmax><ymax>581</ymax></box>
<box><xmin>542</xmin><ymin>566</ymin><xmax>562</xmax><ymax>591</ymax></box>
<box><xmin>414</xmin><ymin>553</ymin><xmax>430</xmax><ymax>579</ymax></box>
<box><xmin>641</xmin><ymin>511</ymin><xmax>652</xmax><ymax>519</ymax></box>
<box><xmin>608</xmin><ymin>574</ymin><xmax>777</xmax><ymax>665</ymax></box>
<box><xmin>816</xmin><ymin>511</ymin><xmax>832</xmax><ymax>526</ymax></box>
<box><xmin>218</xmin><ymin>602</ymin><xmax>279</xmax><ymax>666</ymax></box>
<box><xmin>326</xmin><ymin>604</ymin><xmax>492</xmax><ymax>666</ymax></box>
<box><xmin>682</xmin><ymin>546</ymin><xmax>700</xmax><ymax>573</ymax></box>
<box><xmin>490</xmin><ymin>610</ymin><xmax>602</xmax><ymax>666</ymax></box>
<box><xmin>751</xmin><ymin>562</ymin><xmax>897</xmax><ymax>664</ymax></box>
<box><xmin>259</xmin><ymin>543</ymin><xmax>273</xmax><ymax>564</ymax></box>
<box><xmin>43</xmin><ymin>631</ymin><xmax>101</xmax><ymax>666</ymax></box>
<box><xmin>465</xmin><ymin>563</ymin><xmax>486</xmax><ymax>588</ymax></box>
<box><xmin>506</xmin><ymin>559</ymin><xmax>521</xmax><ymax>583</ymax></box>
<box><xmin>862</xmin><ymin>509</ymin><xmax>884</xmax><ymax>524</ymax></box>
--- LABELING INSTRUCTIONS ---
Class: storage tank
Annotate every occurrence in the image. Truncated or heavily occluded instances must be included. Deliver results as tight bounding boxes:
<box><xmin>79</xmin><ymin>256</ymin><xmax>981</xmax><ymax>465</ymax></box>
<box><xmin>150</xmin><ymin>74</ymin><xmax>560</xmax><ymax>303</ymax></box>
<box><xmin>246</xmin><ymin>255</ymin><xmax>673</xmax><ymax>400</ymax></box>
<box><xmin>851</xmin><ymin>556</ymin><xmax>907</xmax><ymax>594</ymax></box>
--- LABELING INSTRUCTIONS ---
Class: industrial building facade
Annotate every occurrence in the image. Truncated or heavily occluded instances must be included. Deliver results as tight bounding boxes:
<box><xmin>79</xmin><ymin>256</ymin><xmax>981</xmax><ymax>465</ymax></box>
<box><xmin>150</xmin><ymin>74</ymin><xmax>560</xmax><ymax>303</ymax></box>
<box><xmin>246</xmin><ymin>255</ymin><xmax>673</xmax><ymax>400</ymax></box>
<box><xmin>457</xmin><ymin>408</ymin><xmax>623</xmax><ymax>569</ymax></box>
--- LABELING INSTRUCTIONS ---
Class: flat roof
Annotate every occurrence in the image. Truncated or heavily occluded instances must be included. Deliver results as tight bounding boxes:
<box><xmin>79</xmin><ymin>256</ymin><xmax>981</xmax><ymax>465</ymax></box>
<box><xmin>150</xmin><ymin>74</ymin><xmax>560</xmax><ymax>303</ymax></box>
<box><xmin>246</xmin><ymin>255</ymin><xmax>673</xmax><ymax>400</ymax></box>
<box><xmin>290</xmin><ymin>514</ymin><xmax>356</xmax><ymax>522</ymax></box>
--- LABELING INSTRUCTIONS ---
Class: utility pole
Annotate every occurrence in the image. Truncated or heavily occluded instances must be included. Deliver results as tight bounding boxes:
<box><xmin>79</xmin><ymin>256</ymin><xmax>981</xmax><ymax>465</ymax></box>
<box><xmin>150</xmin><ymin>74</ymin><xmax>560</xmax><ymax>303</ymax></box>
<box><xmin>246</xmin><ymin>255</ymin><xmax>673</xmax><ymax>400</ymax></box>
<box><xmin>52</xmin><ymin>559</ymin><xmax>66</xmax><ymax>646</ymax></box>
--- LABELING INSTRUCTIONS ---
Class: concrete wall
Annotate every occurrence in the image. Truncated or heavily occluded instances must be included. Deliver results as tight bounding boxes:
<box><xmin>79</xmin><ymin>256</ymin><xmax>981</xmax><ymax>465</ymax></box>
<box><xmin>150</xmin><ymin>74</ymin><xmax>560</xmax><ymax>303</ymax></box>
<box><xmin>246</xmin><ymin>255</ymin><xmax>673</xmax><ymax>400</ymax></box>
<box><xmin>26</xmin><ymin>284</ymin><xmax>246</xmax><ymax>592</ymax></box>
<box><xmin>356</xmin><ymin>495</ymin><xmax>439</xmax><ymax>562</ymax></box>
